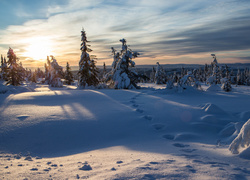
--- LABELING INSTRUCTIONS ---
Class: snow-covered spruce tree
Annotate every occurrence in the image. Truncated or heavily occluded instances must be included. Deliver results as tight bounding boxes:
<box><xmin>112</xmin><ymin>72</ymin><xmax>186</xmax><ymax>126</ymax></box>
<box><xmin>0</xmin><ymin>55</ymin><xmax>3</xmax><ymax>79</ymax></box>
<box><xmin>78</xmin><ymin>29</ymin><xmax>99</xmax><ymax>88</ymax></box>
<box><xmin>108</xmin><ymin>39</ymin><xmax>139</xmax><ymax>89</ymax></box>
<box><xmin>244</xmin><ymin>68</ymin><xmax>250</xmax><ymax>86</ymax></box>
<box><xmin>45</xmin><ymin>56</ymin><xmax>63</xmax><ymax>87</ymax></box>
<box><xmin>149</xmin><ymin>66</ymin><xmax>156</xmax><ymax>83</ymax></box>
<box><xmin>155</xmin><ymin>62</ymin><xmax>166</xmax><ymax>84</ymax></box>
<box><xmin>207</xmin><ymin>54</ymin><xmax>220</xmax><ymax>85</ymax></box>
<box><xmin>211</xmin><ymin>54</ymin><xmax>220</xmax><ymax>84</ymax></box>
<box><xmin>65</xmin><ymin>62</ymin><xmax>74</xmax><ymax>85</ymax></box>
<box><xmin>101</xmin><ymin>62</ymin><xmax>107</xmax><ymax>81</ymax></box>
<box><xmin>31</xmin><ymin>71</ymin><xmax>37</xmax><ymax>83</ymax></box>
<box><xmin>44</xmin><ymin>56</ymin><xmax>51</xmax><ymax>83</ymax></box>
<box><xmin>236</xmin><ymin>68</ymin><xmax>242</xmax><ymax>85</ymax></box>
<box><xmin>6</xmin><ymin>48</ymin><xmax>23</xmax><ymax>86</ymax></box>
<box><xmin>1</xmin><ymin>55</ymin><xmax>8</xmax><ymax>81</ymax></box>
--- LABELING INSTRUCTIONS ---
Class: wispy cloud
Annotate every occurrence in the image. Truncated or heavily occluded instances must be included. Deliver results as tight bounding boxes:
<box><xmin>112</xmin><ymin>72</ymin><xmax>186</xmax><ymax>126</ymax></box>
<box><xmin>0</xmin><ymin>0</ymin><xmax>250</xmax><ymax>67</ymax></box>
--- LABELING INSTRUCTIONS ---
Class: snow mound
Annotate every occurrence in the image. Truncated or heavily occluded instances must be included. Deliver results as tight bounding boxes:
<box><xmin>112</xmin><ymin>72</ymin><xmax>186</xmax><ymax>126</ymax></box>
<box><xmin>239</xmin><ymin>111</ymin><xmax>250</xmax><ymax>122</ymax></box>
<box><xmin>200</xmin><ymin>115</ymin><xmax>230</xmax><ymax>125</ymax></box>
<box><xmin>0</xmin><ymin>83</ymin><xmax>34</xmax><ymax>94</ymax></box>
<box><xmin>0</xmin><ymin>84</ymin><xmax>9</xmax><ymax>94</ymax></box>
<box><xmin>239</xmin><ymin>147</ymin><xmax>250</xmax><ymax>159</ymax></box>
<box><xmin>202</xmin><ymin>103</ymin><xmax>226</xmax><ymax>115</ymax></box>
<box><xmin>152</xmin><ymin>124</ymin><xmax>165</xmax><ymax>131</ymax></box>
<box><xmin>191</xmin><ymin>122</ymin><xmax>222</xmax><ymax>133</ymax></box>
<box><xmin>206</xmin><ymin>84</ymin><xmax>221</xmax><ymax>92</ymax></box>
<box><xmin>174</xmin><ymin>133</ymin><xmax>199</xmax><ymax>141</ymax></box>
<box><xmin>229</xmin><ymin>119</ymin><xmax>250</xmax><ymax>154</ymax></box>
<box><xmin>219</xmin><ymin>123</ymin><xmax>236</xmax><ymax>137</ymax></box>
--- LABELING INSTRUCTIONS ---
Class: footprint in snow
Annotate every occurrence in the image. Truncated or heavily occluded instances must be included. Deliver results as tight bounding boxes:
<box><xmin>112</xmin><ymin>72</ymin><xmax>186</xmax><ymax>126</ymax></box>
<box><xmin>233</xmin><ymin>167</ymin><xmax>250</xmax><ymax>174</ymax></box>
<box><xmin>136</xmin><ymin>109</ymin><xmax>144</xmax><ymax>113</ymax></box>
<box><xmin>229</xmin><ymin>174</ymin><xmax>248</xmax><ymax>180</ymax></box>
<box><xmin>132</xmin><ymin>104</ymin><xmax>139</xmax><ymax>107</ymax></box>
<box><xmin>17</xmin><ymin>115</ymin><xmax>29</xmax><ymax>121</ymax></box>
<box><xmin>149</xmin><ymin>161</ymin><xmax>159</xmax><ymax>165</ymax></box>
<box><xmin>172</xmin><ymin>143</ymin><xmax>190</xmax><ymax>148</ymax></box>
<box><xmin>162</xmin><ymin>134</ymin><xmax>175</xmax><ymax>140</ymax></box>
<box><xmin>79</xmin><ymin>164</ymin><xmax>92</xmax><ymax>171</ymax></box>
<box><xmin>180</xmin><ymin>149</ymin><xmax>197</xmax><ymax>153</ymax></box>
<box><xmin>178</xmin><ymin>154</ymin><xmax>200</xmax><ymax>159</ymax></box>
<box><xmin>143</xmin><ymin>115</ymin><xmax>152</xmax><ymax>121</ymax></box>
<box><xmin>30</xmin><ymin>168</ymin><xmax>38</xmax><ymax>171</ymax></box>
<box><xmin>152</xmin><ymin>124</ymin><xmax>165</xmax><ymax>131</ymax></box>
<box><xmin>192</xmin><ymin>160</ymin><xmax>229</xmax><ymax>166</ymax></box>
<box><xmin>43</xmin><ymin>168</ymin><xmax>51</xmax><ymax>171</ymax></box>
<box><xmin>185</xmin><ymin>165</ymin><xmax>196</xmax><ymax>173</ymax></box>
<box><xmin>165</xmin><ymin>159</ymin><xmax>176</xmax><ymax>164</ymax></box>
<box><xmin>130</xmin><ymin>100</ymin><xmax>136</xmax><ymax>103</ymax></box>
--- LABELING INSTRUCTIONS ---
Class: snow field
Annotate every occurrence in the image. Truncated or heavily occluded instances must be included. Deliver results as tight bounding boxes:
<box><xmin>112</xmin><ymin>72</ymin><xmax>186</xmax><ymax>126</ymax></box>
<box><xmin>1</xmin><ymin>84</ymin><xmax>250</xmax><ymax>179</ymax></box>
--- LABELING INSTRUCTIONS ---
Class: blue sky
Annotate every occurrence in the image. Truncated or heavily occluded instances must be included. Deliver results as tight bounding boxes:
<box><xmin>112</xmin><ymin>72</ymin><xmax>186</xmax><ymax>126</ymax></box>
<box><xmin>0</xmin><ymin>0</ymin><xmax>250</xmax><ymax>68</ymax></box>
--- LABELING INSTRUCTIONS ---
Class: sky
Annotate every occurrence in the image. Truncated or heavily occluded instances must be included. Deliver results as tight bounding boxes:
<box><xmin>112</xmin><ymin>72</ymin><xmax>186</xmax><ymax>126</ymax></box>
<box><xmin>0</xmin><ymin>0</ymin><xmax>250</xmax><ymax>68</ymax></box>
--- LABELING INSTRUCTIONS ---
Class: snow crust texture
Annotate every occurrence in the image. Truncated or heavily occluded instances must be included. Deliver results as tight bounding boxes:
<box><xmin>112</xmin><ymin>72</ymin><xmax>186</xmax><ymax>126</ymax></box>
<box><xmin>1</xmin><ymin>84</ymin><xmax>250</xmax><ymax>179</ymax></box>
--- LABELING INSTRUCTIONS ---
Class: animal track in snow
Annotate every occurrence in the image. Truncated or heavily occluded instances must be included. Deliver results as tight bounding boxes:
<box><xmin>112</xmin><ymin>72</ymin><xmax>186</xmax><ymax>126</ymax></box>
<box><xmin>17</xmin><ymin>115</ymin><xmax>30</xmax><ymax>121</ymax></box>
<box><xmin>152</xmin><ymin>124</ymin><xmax>165</xmax><ymax>131</ymax></box>
<box><xmin>136</xmin><ymin>109</ymin><xmax>144</xmax><ymax>113</ymax></box>
<box><xmin>172</xmin><ymin>143</ymin><xmax>190</xmax><ymax>148</ymax></box>
<box><xmin>162</xmin><ymin>134</ymin><xmax>175</xmax><ymax>140</ymax></box>
<box><xmin>180</xmin><ymin>149</ymin><xmax>197</xmax><ymax>153</ymax></box>
<box><xmin>143</xmin><ymin>115</ymin><xmax>152</xmax><ymax>121</ymax></box>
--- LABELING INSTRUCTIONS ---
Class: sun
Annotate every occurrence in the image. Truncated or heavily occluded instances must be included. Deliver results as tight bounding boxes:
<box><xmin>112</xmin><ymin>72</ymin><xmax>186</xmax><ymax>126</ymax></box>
<box><xmin>23</xmin><ymin>37</ymin><xmax>54</xmax><ymax>61</ymax></box>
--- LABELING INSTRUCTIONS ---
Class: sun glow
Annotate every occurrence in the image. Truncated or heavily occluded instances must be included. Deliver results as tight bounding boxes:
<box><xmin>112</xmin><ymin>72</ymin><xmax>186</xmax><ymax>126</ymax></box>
<box><xmin>23</xmin><ymin>37</ymin><xmax>54</xmax><ymax>61</ymax></box>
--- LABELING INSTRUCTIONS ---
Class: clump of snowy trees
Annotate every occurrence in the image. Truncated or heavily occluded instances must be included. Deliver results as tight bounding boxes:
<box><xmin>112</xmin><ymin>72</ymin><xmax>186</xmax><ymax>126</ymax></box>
<box><xmin>1</xmin><ymin>33</ymin><xmax>250</xmax><ymax>92</ymax></box>
<box><xmin>145</xmin><ymin>54</ymin><xmax>240</xmax><ymax>92</ymax></box>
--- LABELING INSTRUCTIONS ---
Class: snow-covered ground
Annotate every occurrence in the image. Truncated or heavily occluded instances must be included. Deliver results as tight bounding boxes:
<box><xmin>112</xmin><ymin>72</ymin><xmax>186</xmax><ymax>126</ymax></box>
<box><xmin>1</xmin><ymin>83</ymin><xmax>250</xmax><ymax>179</ymax></box>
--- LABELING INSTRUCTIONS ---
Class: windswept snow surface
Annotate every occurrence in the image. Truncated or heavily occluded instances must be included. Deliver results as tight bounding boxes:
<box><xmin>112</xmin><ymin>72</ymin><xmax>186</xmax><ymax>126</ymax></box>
<box><xmin>1</xmin><ymin>84</ymin><xmax>250</xmax><ymax>179</ymax></box>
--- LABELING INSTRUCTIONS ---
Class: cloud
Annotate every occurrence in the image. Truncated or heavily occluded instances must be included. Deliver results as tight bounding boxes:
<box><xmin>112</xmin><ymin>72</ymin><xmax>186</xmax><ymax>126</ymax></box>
<box><xmin>1</xmin><ymin>0</ymin><xmax>250</xmax><ymax>67</ymax></box>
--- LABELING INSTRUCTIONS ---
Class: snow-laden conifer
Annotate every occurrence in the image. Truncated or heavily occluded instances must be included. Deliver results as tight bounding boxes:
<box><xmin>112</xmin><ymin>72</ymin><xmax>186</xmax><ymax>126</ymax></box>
<box><xmin>155</xmin><ymin>62</ymin><xmax>166</xmax><ymax>84</ymax></box>
<box><xmin>6</xmin><ymin>48</ymin><xmax>23</xmax><ymax>86</ymax></box>
<box><xmin>149</xmin><ymin>67</ymin><xmax>156</xmax><ymax>83</ymax></box>
<box><xmin>78</xmin><ymin>29</ymin><xmax>99</xmax><ymax>88</ymax></box>
<box><xmin>1</xmin><ymin>55</ymin><xmax>8</xmax><ymax>81</ymax></box>
<box><xmin>65</xmin><ymin>62</ymin><xmax>74</xmax><ymax>85</ymax></box>
<box><xmin>107</xmin><ymin>39</ymin><xmax>139</xmax><ymax>89</ymax></box>
<box><xmin>45</xmin><ymin>56</ymin><xmax>63</xmax><ymax>87</ymax></box>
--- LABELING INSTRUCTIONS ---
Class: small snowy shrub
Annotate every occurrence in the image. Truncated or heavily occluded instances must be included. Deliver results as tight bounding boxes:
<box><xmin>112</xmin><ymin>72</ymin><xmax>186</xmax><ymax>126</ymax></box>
<box><xmin>221</xmin><ymin>78</ymin><xmax>232</xmax><ymax>92</ymax></box>
<box><xmin>166</xmin><ymin>80</ymin><xmax>174</xmax><ymax>89</ymax></box>
<box><xmin>229</xmin><ymin>119</ymin><xmax>250</xmax><ymax>154</ymax></box>
<box><xmin>50</xmin><ymin>78</ymin><xmax>63</xmax><ymax>87</ymax></box>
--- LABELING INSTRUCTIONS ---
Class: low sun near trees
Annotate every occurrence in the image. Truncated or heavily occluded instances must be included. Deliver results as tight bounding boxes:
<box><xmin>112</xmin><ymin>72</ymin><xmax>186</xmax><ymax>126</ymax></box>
<box><xmin>1</xmin><ymin>29</ymin><xmax>250</xmax><ymax>92</ymax></box>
